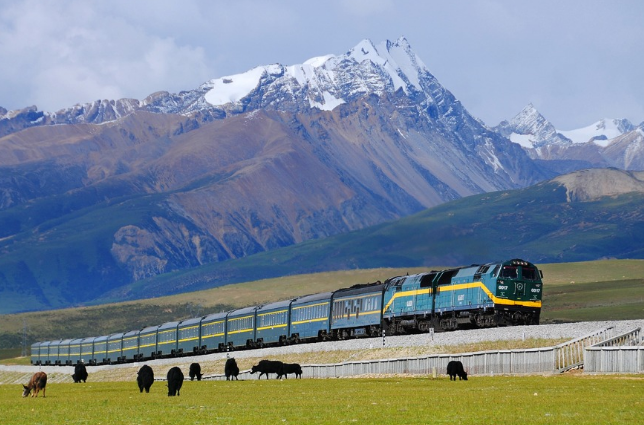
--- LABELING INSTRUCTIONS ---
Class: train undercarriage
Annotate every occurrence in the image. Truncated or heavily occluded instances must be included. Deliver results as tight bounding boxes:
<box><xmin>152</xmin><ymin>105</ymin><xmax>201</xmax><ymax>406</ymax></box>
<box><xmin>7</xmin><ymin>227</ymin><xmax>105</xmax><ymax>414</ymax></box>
<box><xmin>382</xmin><ymin>306</ymin><xmax>540</xmax><ymax>335</ymax></box>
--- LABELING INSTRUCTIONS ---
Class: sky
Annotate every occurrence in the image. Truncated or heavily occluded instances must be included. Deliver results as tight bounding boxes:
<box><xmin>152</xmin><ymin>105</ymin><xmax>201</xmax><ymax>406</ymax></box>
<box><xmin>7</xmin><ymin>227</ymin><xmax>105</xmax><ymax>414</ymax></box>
<box><xmin>1</xmin><ymin>0</ymin><xmax>643</xmax><ymax>130</ymax></box>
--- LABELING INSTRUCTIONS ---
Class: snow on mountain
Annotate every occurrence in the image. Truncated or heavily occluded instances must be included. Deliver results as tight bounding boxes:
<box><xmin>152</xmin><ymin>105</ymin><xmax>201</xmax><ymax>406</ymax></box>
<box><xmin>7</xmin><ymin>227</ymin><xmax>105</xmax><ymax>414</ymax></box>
<box><xmin>496</xmin><ymin>104</ymin><xmax>636</xmax><ymax>151</ymax></box>
<box><xmin>559</xmin><ymin>119</ymin><xmax>635</xmax><ymax>147</ymax></box>
<box><xmin>204</xmin><ymin>66</ymin><xmax>271</xmax><ymax>105</ymax></box>
<box><xmin>493</xmin><ymin>103</ymin><xmax>571</xmax><ymax>149</ymax></box>
<box><xmin>202</xmin><ymin>37</ymin><xmax>429</xmax><ymax>113</ymax></box>
<box><xmin>493</xmin><ymin>104</ymin><xmax>644</xmax><ymax>171</ymax></box>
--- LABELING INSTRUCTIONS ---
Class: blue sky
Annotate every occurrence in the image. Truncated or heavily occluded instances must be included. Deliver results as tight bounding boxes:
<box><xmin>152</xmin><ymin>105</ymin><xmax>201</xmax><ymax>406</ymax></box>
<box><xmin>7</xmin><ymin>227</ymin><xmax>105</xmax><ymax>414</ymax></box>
<box><xmin>1</xmin><ymin>0</ymin><xmax>642</xmax><ymax>129</ymax></box>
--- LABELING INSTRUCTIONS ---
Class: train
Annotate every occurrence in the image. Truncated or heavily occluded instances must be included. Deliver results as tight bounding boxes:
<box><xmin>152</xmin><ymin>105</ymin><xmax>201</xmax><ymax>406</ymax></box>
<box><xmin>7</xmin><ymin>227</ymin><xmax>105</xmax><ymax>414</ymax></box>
<box><xmin>30</xmin><ymin>258</ymin><xmax>543</xmax><ymax>366</ymax></box>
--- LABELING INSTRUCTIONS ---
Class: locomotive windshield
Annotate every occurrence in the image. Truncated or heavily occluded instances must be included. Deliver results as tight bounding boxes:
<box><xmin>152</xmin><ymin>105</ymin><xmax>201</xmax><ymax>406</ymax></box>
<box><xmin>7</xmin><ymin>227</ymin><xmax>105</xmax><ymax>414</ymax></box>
<box><xmin>495</xmin><ymin>264</ymin><xmax>542</xmax><ymax>281</ymax></box>
<box><xmin>499</xmin><ymin>265</ymin><xmax>518</xmax><ymax>279</ymax></box>
<box><xmin>521</xmin><ymin>266</ymin><xmax>540</xmax><ymax>281</ymax></box>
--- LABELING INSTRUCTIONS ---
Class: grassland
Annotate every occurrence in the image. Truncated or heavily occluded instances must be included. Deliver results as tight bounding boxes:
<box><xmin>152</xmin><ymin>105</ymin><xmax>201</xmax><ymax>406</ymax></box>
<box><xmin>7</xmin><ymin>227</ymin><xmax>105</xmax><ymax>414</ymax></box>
<box><xmin>1</xmin><ymin>260</ymin><xmax>643</xmax><ymax>359</ymax></box>
<box><xmin>2</xmin><ymin>375</ymin><xmax>643</xmax><ymax>425</ymax></box>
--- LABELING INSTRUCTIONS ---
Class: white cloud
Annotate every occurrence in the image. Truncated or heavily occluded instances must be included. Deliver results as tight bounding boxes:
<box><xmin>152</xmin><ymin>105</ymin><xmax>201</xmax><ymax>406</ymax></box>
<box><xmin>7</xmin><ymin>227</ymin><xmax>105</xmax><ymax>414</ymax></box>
<box><xmin>0</xmin><ymin>0</ymin><xmax>210</xmax><ymax>111</ymax></box>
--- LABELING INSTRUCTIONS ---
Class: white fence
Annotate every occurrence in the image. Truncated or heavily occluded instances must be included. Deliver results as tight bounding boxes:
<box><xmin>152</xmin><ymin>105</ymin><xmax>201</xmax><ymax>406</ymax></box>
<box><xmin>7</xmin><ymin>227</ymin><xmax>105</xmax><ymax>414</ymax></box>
<box><xmin>584</xmin><ymin>327</ymin><xmax>643</xmax><ymax>374</ymax></box>
<box><xmin>303</xmin><ymin>348</ymin><xmax>557</xmax><ymax>378</ymax></box>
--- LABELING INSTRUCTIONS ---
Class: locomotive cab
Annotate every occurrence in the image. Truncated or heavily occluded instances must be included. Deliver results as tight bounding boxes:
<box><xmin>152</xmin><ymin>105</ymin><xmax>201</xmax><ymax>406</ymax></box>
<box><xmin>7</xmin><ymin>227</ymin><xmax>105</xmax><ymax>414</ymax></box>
<box><xmin>491</xmin><ymin>259</ymin><xmax>542</xmax><ymax>325</ymax></box>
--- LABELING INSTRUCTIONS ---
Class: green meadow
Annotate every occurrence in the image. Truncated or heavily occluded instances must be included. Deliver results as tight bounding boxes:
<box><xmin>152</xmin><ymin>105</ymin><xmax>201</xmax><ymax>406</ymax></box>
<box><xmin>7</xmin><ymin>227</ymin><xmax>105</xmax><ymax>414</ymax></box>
<box><xmin>3</xmin><ymin>375</ymin><xmax>643</xmax><ymax>425</ymax></box>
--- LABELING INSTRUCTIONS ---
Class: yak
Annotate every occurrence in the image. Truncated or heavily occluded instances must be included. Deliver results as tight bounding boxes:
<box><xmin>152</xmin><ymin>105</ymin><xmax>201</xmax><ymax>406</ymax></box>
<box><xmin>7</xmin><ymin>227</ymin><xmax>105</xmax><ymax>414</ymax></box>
<box><xmin>446</xmin><ymin>361</ymin><xmax>468</xmax><ymax>381</ymax></box>
<box><xmin>22</xmin><ymin>371</ymin><xmax>47</xmax><ymax>398</ymax></box>
<box><xmin>167</xmin><ymin>366</ymin><xmax>184</xmax><ymax>396</ymax></box>
<box><xmin>189</xmin><ymin>363</ymin><xmax>203</xmax><ymax>381</ymax></box>
<box><xmin>137</xmin><ymin>364</ymin><xmax>155</xmax><ymax>393</ymax></box>
<box><xmin>225</xmin><ymin>357</ymin><xmax>240</xmax><ymax>381</ymax></box>
<box><xmin>72</xmin><ymin>363</ymin><xmax>88</xmax><ymax>383</ymax></box>
<box><xmin>278</xmin><ymin>363</ymin><xmax>303</xmax><ymax>379</ymax></box>
<box><xmin>250</xmin><ymin>360</ymin><xmax>284</xmax><ymax>380</ymax></box>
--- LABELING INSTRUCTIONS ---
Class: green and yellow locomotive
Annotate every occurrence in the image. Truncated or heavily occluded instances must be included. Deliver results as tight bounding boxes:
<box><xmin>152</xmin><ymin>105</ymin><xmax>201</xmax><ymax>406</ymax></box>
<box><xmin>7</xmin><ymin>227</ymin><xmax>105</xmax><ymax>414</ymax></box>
<box><xmin>382</xmin><ymin>259</ymin><xmax>542</xmax><ymax>334</ymax></box>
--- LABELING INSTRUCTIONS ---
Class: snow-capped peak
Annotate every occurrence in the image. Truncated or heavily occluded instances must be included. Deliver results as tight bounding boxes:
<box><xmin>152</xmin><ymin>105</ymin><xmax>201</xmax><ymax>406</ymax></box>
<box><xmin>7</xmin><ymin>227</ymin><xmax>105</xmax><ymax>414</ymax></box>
<box><xmin>494</xmin><ymin>103</ymin><xmax>568</xmax><ymax>148</ymax></box>
<box><xmin>559</xmin><ymin>118</ymin><xmax>635</xmax><ymax>147</ymax></box>
<box><xmin>496</xmin><ymin>104</ymin><xmax>637</xmax><ymax>154</ymax></box>
<box><xmin>202</xmin><ymin>36</ymin><xmax>430</xmax><ymax>112</ymax></box>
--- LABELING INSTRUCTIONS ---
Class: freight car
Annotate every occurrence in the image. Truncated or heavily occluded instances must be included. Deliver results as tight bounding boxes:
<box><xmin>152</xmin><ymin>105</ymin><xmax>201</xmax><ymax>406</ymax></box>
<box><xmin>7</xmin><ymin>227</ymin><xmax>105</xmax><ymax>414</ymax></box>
<box><xmin>31</xmin><ymin>259</ymin><xmax>543</xmax><ymax>365</ymax></box>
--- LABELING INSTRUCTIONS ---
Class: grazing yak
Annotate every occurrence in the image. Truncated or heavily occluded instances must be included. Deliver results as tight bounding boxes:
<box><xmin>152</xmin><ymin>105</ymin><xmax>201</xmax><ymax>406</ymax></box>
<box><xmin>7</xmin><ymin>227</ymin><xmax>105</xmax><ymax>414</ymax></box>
<box><xmin>72</xmin><ymin>363</ymin><xmax>88</xmax><ymax>383</ymax></box>
<box><xmin>22</xmin><ymin>371</ymin><xmax>47</xmax><ymax>398</ymax></box>
<box><xmin>137</xmin><ymin>364</ymin><xmax>155</xmax><ymax>393</ymax></box>
<box><xmin>167</xmin><ymin>366</ymin><xmax>184</xmax><ymax>396</ymax></box>
<box><xmin>189</xmin><ymin>363</ymin><xmax>203</xmax><ymax>381</ymax></box>
<box><xmin>278</xmin><ymin>363</ymin><xmax>303</xmax><ymax>379</ymax></box>
<box><xmin>250</xmin><ymin>360</ymin><xmax>284</xmax><ymax>379</ymax></box>
<box><xmin>446</xmin><ymin>361</ymin><xmax>468</xmax><ymax>381</ymax></box>
<box><xmin>225</xmin><ymin>358</ymin><xmax>240</xmax><ymax>381</ymax></box>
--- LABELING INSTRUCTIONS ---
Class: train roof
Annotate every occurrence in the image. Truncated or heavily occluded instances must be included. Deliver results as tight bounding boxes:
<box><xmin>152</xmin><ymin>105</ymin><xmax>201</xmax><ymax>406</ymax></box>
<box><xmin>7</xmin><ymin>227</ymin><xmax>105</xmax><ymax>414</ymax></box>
<box><xmin>292</xmin><ymin>291</ymin><xmax>333</xmax><ymax>304</ymax></box>
<box><xmin>202</xmin><ymin>311</ymin><xmax>227</xmax><ymax>322</ymax></box>
<box><xmin>227</xmin><ymin>305</ymin><xmax>259</xmax><ymax>317</ymax></box>
<box><xmin>158</xmin><ymin>321</ymin><xmax>180</xmax><ymax>330</ymax></box>
<box><xmin>333</xmin><ymin>282</ymin><xmax>385</xmax><ymax>297</ymax></box>
<box><xmin>179</xmin><ymin>316</ymin><xmax>203</xmax><ymax>326</ymax></box>
<box><xmin>256</xmin><ymin>299</ymin><xmax>292</xmax><ymax>312</ymax></box>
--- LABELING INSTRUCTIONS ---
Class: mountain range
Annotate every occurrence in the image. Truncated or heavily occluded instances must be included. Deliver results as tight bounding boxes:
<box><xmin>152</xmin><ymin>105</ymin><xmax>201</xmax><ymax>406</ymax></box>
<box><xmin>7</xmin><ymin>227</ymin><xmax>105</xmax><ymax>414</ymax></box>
<box><xmin>0</xmin><ymin>37</ymin><xmax>642</xmax><ymax>314</ymax></box>
<box><xmin>495</xmin><ymin>103</ymin><xmax>644</xmax><ymax>173</ymax></box>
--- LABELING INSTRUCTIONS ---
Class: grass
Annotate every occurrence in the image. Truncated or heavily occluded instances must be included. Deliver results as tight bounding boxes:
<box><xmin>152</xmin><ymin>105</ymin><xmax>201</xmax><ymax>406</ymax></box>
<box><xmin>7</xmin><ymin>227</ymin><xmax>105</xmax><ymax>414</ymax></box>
<box><xmin>2</xmin><ymin>375</ymin><xmax>643</xmax><ymax>424</ymax></box>
<box><xmin>539</xmin><ymin>278</ymin><xmax>644</xmax><ymax>322</ymax></box>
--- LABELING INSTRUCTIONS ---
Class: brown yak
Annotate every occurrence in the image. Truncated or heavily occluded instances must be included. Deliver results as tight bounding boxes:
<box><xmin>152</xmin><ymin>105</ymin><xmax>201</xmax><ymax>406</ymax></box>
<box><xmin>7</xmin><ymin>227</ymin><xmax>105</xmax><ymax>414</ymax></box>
<box><xmin>22</xmin><ymin>371</ymin><xmax>47</xmax><ymax>397</ymax></box>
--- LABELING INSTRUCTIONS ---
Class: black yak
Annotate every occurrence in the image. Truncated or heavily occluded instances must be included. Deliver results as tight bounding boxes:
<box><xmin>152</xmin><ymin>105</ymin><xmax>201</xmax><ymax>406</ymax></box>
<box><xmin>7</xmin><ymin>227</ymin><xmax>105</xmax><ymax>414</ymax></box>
<box><xmin>72</xmin><ymin>363</ymin><xmax>88</xmax><ymax>383</ymax></box>
<box><xmin>447</xmin><ymin>361</ymin><xmax>468</xmax><ymax>381</ymax></box>
<box><xmin>137</xmin><ymin>364</ymin><xmax>154</xmax><ymax>393</ymax></box>
<box><xmin>225</xmin><ymin>358</ymin><xmax>240</xmax><ymax>381</ymax></box>
<box><xmin>189</xmin><ymin>363</ymin><xmax>203</xmax><ymax>381</ymax></box>
<box><xmin>250</xmin><ymin>360</ymin><xmax>284</xmax><ymax>379</ymax></box>
<box><xmin>278</xmin><ymin>363</ymin><xmax>303</xmax><ymax>379</ymax></box>
<box><xmin>167</xmin><ymin>366</ymin><xmax>184</xmax><ymax>396</ymax></box>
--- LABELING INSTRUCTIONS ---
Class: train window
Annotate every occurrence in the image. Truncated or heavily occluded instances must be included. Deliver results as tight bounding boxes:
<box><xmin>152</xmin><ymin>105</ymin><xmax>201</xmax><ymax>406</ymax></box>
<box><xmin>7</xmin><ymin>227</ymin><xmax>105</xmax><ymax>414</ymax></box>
<box><xmin>420</xmin><ymin>273</ymin><xmax>436</xmax><ymax>288</ymax></box>
<box><xmin>500</xmin><ymin>266</ymin><xmax>518</xmax><ymax>279</ymax></box>
<box><xmin>522</xmin><ymin>267</ymin><xmax>538</xmax><ymax>281</ymax></box>
<box><xmin>491</xmin><ymin>264</ymin><xmax>501</xmax><ymax>277</ymax></box>
<box><xmin>437</xmin><ymin>270</ymin><xmax>458</xmax><ymax>286</ymax></box>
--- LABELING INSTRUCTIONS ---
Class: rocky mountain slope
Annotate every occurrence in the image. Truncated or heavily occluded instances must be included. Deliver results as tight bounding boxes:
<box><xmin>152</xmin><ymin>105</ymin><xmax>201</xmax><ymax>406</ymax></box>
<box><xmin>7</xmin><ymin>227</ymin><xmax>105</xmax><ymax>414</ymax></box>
<box><xmin>2</xmin><ymin>38</ymin><xmax>641</xmax><ymax>313</ymax></box>
<box><xmin>98</xmin><ymin>168</ymin><xmax>644</xmax><ymax>304</ymax></box>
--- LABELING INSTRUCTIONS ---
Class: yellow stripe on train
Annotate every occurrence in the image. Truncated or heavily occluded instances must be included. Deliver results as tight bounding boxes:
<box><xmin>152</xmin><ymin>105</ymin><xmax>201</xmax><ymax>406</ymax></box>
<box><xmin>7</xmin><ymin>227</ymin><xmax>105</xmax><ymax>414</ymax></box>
<box><xmin>382</xmin><ymin>281</ymin><xmax>541</xmax><ymax>313</ymax></box>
